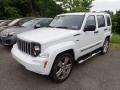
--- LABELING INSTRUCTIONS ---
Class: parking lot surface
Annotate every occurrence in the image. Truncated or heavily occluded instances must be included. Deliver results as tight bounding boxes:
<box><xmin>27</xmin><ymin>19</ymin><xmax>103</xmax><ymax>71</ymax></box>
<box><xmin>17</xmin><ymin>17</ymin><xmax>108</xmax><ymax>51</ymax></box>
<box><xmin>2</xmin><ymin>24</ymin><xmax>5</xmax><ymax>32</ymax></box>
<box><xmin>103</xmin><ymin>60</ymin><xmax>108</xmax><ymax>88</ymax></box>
<box><xmin>0</xmin><ymin>45</ymin><xmax>120</xmax><ymax>90</ymax></box>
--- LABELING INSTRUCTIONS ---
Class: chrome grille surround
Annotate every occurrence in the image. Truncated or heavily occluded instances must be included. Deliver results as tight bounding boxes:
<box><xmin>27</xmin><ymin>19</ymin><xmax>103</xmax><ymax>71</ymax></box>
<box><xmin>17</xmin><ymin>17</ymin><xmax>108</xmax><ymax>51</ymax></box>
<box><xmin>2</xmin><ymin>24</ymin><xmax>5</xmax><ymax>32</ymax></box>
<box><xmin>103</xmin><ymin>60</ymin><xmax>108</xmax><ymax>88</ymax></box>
<box><xmin>17</xmin><ymin>38</ymin><xmax>32</xmax><ymax>55</ymax></box>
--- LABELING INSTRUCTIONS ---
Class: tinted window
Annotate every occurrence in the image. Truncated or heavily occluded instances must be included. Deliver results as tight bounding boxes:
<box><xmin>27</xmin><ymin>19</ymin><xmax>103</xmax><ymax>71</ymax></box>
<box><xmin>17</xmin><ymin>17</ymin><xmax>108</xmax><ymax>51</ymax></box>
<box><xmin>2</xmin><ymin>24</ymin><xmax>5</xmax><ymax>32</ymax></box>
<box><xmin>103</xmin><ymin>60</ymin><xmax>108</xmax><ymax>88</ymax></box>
<box><xmin>21</xmin><ymin>20</ymin><xmax>37</xmax><ymax>27</ymax></box>
<box><xmin>97</xmin><ymin>15</ymin><xmax>105</xmax><ymax>28</ymax></box>
<box><xmin>38</xmin><ymin>19</ymin><xmax>52</xmax><ymax>27</ymax></box>
<box><xmin>49</xmin><ymin>15</ymin><xmax>85</xmax><ymax>30</ymax></box>
<box><xmin>106</xmin><ymin>16</ymin><xmax>111</xmax><ymax>26</ymax></box>
<box><xmin>0</xmin><ymin>20</ymin><xmax>11</xmax><ymax>26</ymax></box>
<box><xmin>17</xmin><ymin>18</ymin><xmax>33</xmax><ymax>26</ymax></box>
<box><xmin>8</xmin><ymin>19</ymin><xmax>20</xmax><ymax>26</ymax></box>
<box><xmin>85</xmin><ymin>15</ymin><xmax>96</xmax><ymax>28</ymax></box>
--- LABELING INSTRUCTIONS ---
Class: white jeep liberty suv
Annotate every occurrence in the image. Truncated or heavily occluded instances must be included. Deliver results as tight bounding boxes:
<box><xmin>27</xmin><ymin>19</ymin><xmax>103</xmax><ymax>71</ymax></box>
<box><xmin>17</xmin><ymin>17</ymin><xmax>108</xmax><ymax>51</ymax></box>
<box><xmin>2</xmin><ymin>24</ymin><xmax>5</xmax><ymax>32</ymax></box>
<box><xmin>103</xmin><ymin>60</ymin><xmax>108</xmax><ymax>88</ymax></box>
<box><xmin>12</xmin><ymin>13</ymin><xmax>112</xmax><ymax>83</ymax></box>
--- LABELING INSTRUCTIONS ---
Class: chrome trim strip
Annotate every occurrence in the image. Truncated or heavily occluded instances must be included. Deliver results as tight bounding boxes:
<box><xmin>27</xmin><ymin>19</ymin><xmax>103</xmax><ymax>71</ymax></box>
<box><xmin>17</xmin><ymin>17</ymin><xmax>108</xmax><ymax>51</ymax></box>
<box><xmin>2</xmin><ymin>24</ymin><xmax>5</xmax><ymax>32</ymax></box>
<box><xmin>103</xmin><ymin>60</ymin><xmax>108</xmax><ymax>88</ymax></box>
<box><xmin>81</xmin><ymin>41</ymin><xmax>102</xmax><ymax>52</ymax></box>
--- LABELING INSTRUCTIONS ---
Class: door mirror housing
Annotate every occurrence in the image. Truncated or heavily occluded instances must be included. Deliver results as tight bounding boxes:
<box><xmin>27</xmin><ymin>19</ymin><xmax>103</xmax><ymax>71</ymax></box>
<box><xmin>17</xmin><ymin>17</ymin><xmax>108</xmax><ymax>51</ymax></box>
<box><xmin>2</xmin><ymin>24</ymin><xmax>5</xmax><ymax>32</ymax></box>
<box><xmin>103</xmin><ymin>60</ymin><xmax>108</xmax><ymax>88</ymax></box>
<box><xmin>84</xmin><ymin>25</ymin><xmax>96</xmax><ymax>32</ymax></box>
<box><xmin>35</xmin><ymin>24</ymin><xmax>41</xmax><ymax>29</ymax></box>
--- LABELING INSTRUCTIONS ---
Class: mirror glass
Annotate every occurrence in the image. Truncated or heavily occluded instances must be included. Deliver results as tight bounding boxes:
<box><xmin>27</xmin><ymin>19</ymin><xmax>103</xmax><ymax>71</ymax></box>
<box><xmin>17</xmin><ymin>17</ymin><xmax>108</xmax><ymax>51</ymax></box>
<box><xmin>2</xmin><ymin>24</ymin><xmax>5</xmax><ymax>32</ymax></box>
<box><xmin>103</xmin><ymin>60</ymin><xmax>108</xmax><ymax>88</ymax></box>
<box><xmin>35</xmin><ymin>24</ymin><xmax>41</xmax><ymax>29</ymax></box>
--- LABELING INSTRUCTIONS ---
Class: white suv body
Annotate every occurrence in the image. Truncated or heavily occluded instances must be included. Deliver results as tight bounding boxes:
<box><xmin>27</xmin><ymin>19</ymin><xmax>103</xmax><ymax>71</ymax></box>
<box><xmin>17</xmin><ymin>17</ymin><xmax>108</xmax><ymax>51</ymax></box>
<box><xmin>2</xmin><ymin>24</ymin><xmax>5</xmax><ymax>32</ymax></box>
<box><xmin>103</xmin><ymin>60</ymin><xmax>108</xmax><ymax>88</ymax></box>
<box><xmin>11</xmin><ymin>13</ymin><xmax>112</xmax><ymax>82</ymax></box>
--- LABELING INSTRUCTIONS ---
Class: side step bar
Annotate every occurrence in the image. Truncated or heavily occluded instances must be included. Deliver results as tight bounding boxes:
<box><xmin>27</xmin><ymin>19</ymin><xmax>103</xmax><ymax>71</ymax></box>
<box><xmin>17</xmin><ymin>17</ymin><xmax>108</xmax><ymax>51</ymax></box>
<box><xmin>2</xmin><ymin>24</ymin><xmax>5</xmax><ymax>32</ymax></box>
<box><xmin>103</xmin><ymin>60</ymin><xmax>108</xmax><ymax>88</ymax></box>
<box><xmin>78</xmin><ymin>50</ymin><xmax>101</xmax><ymax>64</ymax></box>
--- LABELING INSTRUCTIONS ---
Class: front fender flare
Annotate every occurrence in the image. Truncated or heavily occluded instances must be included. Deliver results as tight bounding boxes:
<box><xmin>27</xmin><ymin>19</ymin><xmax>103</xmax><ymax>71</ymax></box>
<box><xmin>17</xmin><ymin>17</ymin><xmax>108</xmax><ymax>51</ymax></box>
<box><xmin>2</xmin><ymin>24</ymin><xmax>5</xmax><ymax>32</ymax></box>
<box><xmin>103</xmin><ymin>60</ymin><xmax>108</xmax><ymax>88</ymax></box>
<box><xmin>42</xmin><ymin>41</ymin><xmax>76</xmax><ymax>74</ymax></box>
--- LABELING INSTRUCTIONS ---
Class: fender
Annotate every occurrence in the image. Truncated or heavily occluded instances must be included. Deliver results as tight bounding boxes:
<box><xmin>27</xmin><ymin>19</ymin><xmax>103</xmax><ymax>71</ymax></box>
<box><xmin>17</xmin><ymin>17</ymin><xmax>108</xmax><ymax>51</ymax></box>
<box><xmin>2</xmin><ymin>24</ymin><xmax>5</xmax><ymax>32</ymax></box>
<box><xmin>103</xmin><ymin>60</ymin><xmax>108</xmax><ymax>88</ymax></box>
<box><xmin>41</xmin><ymin>41</ymin><xmax>77</xmax><ymax>74</ymax></box>
<box><xmin>103</xmin><ymin>31</ymin><xmax>111</xmax><ymax>45</ymax></box>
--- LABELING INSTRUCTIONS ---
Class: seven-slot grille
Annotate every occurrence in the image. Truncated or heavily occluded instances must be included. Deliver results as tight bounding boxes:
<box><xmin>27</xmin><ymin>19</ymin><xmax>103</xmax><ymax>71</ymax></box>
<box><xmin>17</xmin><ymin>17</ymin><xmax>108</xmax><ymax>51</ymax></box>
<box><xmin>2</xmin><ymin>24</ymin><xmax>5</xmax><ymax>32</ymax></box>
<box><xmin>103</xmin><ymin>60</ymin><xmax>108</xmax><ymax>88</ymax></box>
<box><xmin>17</xmin><ymin>39</ymin><xmax>32</xmax><ymax>55</ymax></box>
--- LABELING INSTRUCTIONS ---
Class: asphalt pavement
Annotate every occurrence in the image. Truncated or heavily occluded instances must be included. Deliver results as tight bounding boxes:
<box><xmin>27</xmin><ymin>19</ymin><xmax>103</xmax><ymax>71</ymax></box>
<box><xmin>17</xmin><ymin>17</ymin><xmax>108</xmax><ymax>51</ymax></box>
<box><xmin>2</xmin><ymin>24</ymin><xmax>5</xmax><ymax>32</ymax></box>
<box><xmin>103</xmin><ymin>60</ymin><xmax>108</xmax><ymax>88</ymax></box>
<box><xmin>0</xmin><ymin>45</ymin><xmax>120</xmax><ymax>90</ymax></box>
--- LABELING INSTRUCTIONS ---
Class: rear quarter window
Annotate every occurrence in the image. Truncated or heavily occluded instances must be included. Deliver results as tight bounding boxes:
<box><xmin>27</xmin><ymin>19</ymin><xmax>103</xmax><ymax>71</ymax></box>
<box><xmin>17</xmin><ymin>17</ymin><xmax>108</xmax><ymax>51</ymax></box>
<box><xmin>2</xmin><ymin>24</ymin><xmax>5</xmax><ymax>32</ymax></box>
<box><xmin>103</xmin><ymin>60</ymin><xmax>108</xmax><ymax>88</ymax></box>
<box><xmin>97</xmin><ymin>15</ymin><xmax>105</xmax><ymax>28</ymax></box>
<box><xmin>106</xmin><ymin>15</ymin><xmax>111</xmax><ymax>26</ymax></box>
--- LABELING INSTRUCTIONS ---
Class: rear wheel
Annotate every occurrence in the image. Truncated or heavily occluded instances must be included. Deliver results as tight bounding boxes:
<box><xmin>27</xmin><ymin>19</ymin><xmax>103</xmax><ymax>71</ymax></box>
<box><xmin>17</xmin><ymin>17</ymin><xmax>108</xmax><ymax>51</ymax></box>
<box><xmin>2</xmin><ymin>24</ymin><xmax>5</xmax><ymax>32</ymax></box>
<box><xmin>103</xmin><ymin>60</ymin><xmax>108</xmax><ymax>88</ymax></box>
<box><xmin>49</xmin><ymin>53</ymin><xmax>73</xmax><ymax>83</ymax></box>
<box><xmin>101</xmin><ymin>38</ymin><xmax>109</xmax><ymax>55</ymax></box>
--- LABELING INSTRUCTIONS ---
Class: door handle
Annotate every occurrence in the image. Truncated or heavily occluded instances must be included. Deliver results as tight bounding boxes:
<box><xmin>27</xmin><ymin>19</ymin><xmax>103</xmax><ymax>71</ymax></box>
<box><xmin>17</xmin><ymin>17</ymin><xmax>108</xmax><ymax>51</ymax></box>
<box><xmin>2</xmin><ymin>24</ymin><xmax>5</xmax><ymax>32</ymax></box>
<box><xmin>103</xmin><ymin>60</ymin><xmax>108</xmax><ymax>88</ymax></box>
<box><xmin>94</xmin><ymin>31</ymin><xmax>99</xmax><ymax>34</ymax></box>
<box><xmin>74</xmin><ymin>33</ymin><xmax>80</xmax><ymax>36</ymax></box>
<box><xmin>104</xmin><ymin>28</ymin><xmax>107</xmax><ymax>31</ymax></box>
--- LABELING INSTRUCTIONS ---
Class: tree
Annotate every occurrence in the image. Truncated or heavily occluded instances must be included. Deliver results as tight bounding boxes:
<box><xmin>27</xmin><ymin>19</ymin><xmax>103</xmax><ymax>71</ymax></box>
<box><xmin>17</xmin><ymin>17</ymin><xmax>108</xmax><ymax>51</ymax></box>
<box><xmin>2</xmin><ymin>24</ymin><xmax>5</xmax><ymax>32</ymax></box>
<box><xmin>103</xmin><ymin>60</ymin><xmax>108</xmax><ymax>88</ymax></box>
<box><xmin>56</xmin><ymin>0</ymin><xmax>94</xmax><ymax>12</ymax></box>
<box><xmin>4</xmin><ymin>7</ymin><xmax>20</xmax><ymax>19</ymax></box>
<box><xmin>0</xmin><ymin>0</ymin><xmax>64</xmax><ymax>19</ymax></box>
<box><xmin>104</xmin><ymin>10</ymin><xmax>113</xmax><ymax>16</ymax></box>
<box><xmin>112</xmin><ymin>10</ymin><xmax>120</xmax><ymax>34</ymax></box>
<box><xmin>43</xmin><ymin>0</ymin><xmax>65</xmax><ymax>17</ymax></box>
<box><xmin>38</xmin><ymin>0</ymin><xmax>65</xmax><ymax>17</ymax></box>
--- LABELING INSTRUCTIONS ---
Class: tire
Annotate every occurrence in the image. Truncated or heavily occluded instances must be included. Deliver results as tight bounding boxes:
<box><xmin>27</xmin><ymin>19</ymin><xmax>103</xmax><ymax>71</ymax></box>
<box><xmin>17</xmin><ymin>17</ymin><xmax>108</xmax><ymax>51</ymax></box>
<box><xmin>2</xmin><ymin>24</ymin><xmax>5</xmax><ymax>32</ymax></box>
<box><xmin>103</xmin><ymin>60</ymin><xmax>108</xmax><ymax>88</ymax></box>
<box><xmin>49</xmin><ymin>53</ymin><xmax>74</xmax><ymax>83</ymax></box>
<box><xmin>100</xmin><ymin>38</ymin><xmax>109</xmax><ymax>55</ymax></box>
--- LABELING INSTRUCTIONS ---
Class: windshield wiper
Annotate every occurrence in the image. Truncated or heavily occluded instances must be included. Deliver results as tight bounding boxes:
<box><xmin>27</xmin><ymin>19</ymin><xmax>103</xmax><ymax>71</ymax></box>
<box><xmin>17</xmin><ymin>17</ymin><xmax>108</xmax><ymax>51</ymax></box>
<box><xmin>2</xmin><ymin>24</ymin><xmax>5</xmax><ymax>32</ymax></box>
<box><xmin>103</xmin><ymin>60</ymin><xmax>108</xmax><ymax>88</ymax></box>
<box><xmin>55</xmin><ymin>26</ymin><xmax>69</xmax><ymax>29</ymax></box>
<box><xmin>47</xmin><ymin>26</ymin><xmax>56</xmax><ymax>28</ymax></box>
<box><xmin>48</xmin><ymin>26</ymin><xmax>74</xmax><ymax>30</ymax></box>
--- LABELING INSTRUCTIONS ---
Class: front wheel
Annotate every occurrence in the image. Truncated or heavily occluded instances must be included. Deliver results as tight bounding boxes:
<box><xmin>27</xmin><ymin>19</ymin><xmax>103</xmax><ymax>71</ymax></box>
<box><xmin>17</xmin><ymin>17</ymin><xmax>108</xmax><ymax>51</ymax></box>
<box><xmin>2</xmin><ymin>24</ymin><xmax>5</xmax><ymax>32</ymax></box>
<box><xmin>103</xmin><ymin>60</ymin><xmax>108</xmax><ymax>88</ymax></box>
<box><xmin>49</xmin><ymin>53</ymin><xmax>73</xmax><ymax>83</ymax></box>
<box><xmin>101</xmin><ymin>38</ymin><xmax>110</xmax><ymax>55</ymax></box>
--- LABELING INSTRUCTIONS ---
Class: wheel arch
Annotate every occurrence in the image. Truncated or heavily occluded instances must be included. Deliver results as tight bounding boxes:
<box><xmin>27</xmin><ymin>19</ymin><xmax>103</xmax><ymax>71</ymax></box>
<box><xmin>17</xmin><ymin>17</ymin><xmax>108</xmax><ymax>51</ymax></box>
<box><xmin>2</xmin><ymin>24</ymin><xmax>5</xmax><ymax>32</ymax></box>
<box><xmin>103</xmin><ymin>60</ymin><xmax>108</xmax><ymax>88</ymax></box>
<box><xmin>44</xmin><ymin>41</ymin><xmax>76</xmax><ymax>75</ymax></box>
<box><xmin>106</xmin><ymin>35</ymin><xmax>111</xmax><ymax>41</ymax></box>
<box><xmin>49</xmin><ymin>49</ymin><xmax>75</xmax><ymax>75</ymax></box>
<box><xmin>55</xmin><ymin>49</ymin><xmax>75</xmax><ymax>61</ymax></box>
<box><xmin>49</xmin><ymin>49</ymin><xmax>75</xmax><ymax>82</ymax></box>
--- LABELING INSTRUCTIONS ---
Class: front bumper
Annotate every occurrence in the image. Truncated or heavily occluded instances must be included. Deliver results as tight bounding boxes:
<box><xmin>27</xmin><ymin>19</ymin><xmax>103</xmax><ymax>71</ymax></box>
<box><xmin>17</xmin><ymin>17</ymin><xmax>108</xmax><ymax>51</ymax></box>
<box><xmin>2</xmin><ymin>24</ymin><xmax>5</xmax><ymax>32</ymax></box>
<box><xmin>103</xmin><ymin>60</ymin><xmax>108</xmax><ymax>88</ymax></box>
<box><xmin>11</xmin><ymin>44</ymin><xmax>50</xmax><ymax>75</ymax></box>
<box><xmin>0</xmin><ymin>36</ymin><xmax>16</xmax><ymax>45</ymax></box>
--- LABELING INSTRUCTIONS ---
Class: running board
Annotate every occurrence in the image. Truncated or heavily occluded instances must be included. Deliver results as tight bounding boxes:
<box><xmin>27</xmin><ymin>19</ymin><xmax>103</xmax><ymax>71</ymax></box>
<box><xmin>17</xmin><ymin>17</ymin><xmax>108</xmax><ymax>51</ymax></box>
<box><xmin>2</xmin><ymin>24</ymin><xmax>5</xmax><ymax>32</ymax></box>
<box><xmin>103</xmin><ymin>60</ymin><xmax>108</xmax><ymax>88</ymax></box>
<box><xmin>78</xmin><ymin>50</ymin><xmax>101</xmax><ymax>64</ymax></box>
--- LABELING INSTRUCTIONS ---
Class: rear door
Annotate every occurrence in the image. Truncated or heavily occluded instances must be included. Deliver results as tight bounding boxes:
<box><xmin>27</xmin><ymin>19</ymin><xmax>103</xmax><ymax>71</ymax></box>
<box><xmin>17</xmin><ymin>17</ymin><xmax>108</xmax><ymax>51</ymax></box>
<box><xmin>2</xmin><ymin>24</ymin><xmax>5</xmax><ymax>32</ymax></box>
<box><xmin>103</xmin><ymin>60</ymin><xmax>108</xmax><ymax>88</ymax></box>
<box><xmin>95</xmin><ymin>15</ymin><xmax>106</xmax><ymax>47</ymax></box>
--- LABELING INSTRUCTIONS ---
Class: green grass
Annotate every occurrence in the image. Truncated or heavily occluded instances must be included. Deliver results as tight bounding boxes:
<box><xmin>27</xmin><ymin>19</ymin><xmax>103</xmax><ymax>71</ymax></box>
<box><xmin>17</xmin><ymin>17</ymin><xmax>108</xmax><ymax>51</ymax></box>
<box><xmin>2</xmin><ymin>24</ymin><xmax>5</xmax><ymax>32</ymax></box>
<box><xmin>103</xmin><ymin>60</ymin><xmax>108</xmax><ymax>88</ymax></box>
<box><xmin>111</xmin><ymin>33</ymin><xmax>120</xmax><ymax>44</ymax></box>
<box><xmin>110</xmin><ymin>33</ymin><xmax>120</xmax><ymax>49</ymax></box>
<box><xmin>110</xmin><ymin>43</ymin><xmax>120</xmax><ymax>49</ymax></box>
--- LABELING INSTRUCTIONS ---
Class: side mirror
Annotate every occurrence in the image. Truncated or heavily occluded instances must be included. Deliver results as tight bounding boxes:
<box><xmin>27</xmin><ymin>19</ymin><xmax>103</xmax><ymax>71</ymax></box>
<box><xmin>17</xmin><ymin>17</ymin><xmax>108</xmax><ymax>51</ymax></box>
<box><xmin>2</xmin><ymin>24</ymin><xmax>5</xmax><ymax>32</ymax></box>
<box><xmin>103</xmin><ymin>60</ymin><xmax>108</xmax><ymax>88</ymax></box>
<box><xmin>35</xmin><ymin>24</ymin><xmax>41</xmax><ymax>29</ymax></box>
<box><xmin>84</xmin><ymin>25</ymin><xmax>96</xmax><ymax>32</ymax></box>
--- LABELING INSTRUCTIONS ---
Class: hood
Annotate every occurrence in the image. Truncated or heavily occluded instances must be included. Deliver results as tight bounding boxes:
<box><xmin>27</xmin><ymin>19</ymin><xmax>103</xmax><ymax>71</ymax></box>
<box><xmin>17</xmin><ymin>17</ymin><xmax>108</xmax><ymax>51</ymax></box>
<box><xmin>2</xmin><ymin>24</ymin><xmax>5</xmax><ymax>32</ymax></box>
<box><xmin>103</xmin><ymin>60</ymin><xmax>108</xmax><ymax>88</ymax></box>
<box><xmin>0</xmin><ymin>27</ymin><xmax>6</xmax><ymax>32</ymax></box>
<box><xmin>0</xmin><ymin>26</ymin><xmax>9</xmax><ymax>31</ymax></box>
<box><xmin>0</xmin><ymin>26</ymin><xmax>33</xmax><ymax>36</ymax></box>
<box><xmin>18</xmin><ymin>27</ymin><xmax>78</xmax><ymax>44</ymax></box>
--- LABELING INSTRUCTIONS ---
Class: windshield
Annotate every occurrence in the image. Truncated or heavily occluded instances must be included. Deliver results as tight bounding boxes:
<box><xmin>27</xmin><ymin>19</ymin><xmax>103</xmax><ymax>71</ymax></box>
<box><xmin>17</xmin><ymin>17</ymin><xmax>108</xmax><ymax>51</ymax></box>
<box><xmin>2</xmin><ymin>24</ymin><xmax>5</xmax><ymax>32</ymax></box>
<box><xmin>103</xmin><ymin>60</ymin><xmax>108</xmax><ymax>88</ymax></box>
<box><xmin>8</xmin><ymin>19</ymin><xmax>20</xmax><ymax>26</ymax></box>
<box><xmin>0</xmin><ymin>21</ymin><xmax>11</xmax><ymax>26</ymax></box>
<box><xmin>22</xmin><ymin>20</ymin><xmax>37</xmax><ymax>27</ymax></box>
<box><xmin>49</xmin><ymin>15</ymin><xmax>84</xmax><ymax>30</ymax></box>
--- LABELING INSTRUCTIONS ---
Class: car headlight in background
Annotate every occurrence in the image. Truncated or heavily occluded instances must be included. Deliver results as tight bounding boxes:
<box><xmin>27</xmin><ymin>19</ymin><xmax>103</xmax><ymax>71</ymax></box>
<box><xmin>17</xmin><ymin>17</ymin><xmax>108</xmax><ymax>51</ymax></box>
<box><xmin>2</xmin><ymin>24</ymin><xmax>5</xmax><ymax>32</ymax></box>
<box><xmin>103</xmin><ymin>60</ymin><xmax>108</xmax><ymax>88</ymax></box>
<box><xmin>3</xmin><ymin>33</ymin><xmax>9</xmax><ymax>37</ymax></box>
<box><xmin>31</xmin><ymin>43</ymin><xmax>41</xmax><ymax>57</ymax></box>
<box><xmin>4</xmin><ymin>32</ymin><xmax>15</xmax><ymax>37</ymax></box>
<box><xmin>8</xmin><ymin>32</ymin><xmax>15</xmax><ymax>36</ymax></box>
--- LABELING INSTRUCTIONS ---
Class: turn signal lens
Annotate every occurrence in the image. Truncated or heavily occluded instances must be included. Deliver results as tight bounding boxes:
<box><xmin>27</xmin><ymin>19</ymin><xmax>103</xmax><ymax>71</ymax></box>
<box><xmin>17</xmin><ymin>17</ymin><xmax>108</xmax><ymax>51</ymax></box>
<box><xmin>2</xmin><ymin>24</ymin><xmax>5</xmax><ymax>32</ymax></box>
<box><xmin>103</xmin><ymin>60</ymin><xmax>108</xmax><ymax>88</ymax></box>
<box><xmin>44</xmin><ymin>61</ymin><xmax>48</xmax><ymax>68</ymax></box>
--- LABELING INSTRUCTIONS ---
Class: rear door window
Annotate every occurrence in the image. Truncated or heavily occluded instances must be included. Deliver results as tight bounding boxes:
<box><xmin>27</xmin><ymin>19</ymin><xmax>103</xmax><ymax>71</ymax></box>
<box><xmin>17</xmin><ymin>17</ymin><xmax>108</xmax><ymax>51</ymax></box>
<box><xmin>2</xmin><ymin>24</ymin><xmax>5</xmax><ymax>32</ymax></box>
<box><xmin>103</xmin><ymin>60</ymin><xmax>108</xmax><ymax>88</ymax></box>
<box><xmin>97</xmin><ymin>15</ymin><xmax>105</xmax><ymax>28</ymax></box>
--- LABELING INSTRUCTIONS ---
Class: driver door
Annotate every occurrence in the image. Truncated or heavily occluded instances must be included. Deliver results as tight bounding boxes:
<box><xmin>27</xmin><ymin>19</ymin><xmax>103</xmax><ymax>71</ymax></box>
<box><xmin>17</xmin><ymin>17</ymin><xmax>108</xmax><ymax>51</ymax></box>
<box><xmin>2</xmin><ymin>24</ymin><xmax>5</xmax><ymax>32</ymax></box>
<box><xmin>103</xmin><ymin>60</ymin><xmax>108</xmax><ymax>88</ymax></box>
<box><xmin>77</xmin><ymin>15</ymin><xmax>97</xmax><ymax>56</ymax></box>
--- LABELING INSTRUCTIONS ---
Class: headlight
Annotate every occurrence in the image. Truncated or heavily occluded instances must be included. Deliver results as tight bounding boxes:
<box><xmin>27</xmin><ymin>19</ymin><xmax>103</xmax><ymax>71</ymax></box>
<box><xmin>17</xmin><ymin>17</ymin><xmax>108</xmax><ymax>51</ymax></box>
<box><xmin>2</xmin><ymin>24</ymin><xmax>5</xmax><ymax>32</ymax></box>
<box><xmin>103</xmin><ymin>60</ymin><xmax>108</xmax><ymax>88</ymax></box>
<box><xmin>4</xmin><ymin>33</ymin><xmax>9</xmax><ymax>36</ymax></box>
<box><xmin>8</xmin><ymin>32</ymin><xmax>15</xmax><ymax>36</ymax></box>
<box><xmin>4</xmin><ymin>32</ymin><xmax>15</xmax><ymax>37</ymax></box>
<box><xmin>31</xmin><ymin>43</ymin><xmax>41</xmax><ymax>57</ymax></box>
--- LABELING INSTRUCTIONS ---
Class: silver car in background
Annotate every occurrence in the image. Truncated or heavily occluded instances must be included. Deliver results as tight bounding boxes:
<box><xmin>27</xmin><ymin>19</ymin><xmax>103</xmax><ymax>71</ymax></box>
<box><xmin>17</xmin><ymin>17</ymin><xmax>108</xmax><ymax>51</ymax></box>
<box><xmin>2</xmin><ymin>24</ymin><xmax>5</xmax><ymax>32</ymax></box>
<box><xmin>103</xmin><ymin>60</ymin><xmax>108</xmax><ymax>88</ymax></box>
<box><xmin>0</xmin><ymin>18</ymin><xmax>52</xmax><ymax>46</ymax></box>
